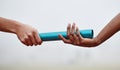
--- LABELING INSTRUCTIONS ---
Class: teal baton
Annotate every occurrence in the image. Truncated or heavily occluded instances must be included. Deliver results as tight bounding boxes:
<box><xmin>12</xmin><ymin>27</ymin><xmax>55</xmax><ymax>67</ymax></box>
<box><xmin>39</xmin><ymin>29</ymin><xmax>93</xmax><ymax>41</ymax></box>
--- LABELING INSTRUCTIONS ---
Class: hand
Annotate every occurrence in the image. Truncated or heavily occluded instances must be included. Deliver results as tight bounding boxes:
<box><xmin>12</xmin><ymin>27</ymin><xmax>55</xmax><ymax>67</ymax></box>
<box><xmin>59</xmin><ymin>13</ymin><xmax>120</xmax><ymax>47</ymax></box>
<box><xmin>15</xmin><ymin>23</ymin><xmax>42</xmax><ymax>46</ymax></box>
<box><xmin>59</xmin><ymin>23</ymin><xmax>83</xmax><ymax>45</ymax></box>
<box><xmin>0</xmin><ymin>17</ymin><xmax>42</xmax><ymax>46</ymax></box>
<box><xmin>59</xmin><ymin>23</ymin><xmax>98</xmax><ymax>47</ymax></box>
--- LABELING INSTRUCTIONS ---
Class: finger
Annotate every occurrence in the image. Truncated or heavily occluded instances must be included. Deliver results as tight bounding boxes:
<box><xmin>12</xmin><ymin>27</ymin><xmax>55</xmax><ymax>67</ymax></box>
<box><xmin>67</xmin><ymin>23</ymin><xmax>75</xmax><ymax>41</ymax></box>
<box><xmin>20</xmin><ymin>37</ymin><xmax>29</xmax><ymax>46</ymax></box>
<box><xmin>72</xmin><ymin>33</ymin><xmax>80</xmax><ymax>45</ymax></box>
<box><xmin>58</xmin><ymin>34</ymin><xmax>72</xmax><ymax>44</ymax></box>
<box><xmin>67</xmin><ymin>23</ymin><xmax>75</xmax><ymax>43</ymax></box>
<box><xmin>76</xmin><ymin>26</ymin><xmax>83</xmax><ymax>41</ymax></box>
<box><xmin>25</xmin><ymin>36</ymin><xmax>33</xmax><ymax>46</ymax></box>
<box><xmin>71</xmin><ymin>23</ymin><xmax>78</xmax><ymax>41</ymax></box>
<box><xmin>67</xmin><ymin>23</ymin><xmax>71</xmax><ymax>35</ymax></box>
<box><xmin>17</xmin><ymin>34</ymin><xmax>32</xmax><ymax>46</ymax></box>
<box><xmin>68</xmin><ymin>23</ymin><xmax>76</xmax><ymax>43</ymax></box>
<box><xmin>28</xmin><ymin>33</ymin><xmax>37</xmax><ymax>46</ymax></box>
<box><xmin>21</xmin><ymin>35</ymin><xmax>32</xmax><ymax>46</ymax></box>
<box><xmin>34</xmin><ymin>31</ymin><xmax>42</xmax><ymax>45</ymax></box>
<box><xmin>67</xmin><ymin>33</ymin><xmax>75</xmax><ymax>43</ymax></box>
<box><xmin>71</xmin><ymin>23</ymin><xmax>76</xmax><ymax>34</ymax></box>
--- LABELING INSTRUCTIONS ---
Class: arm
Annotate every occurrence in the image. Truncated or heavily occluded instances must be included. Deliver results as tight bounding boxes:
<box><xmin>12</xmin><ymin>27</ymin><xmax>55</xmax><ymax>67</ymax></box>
<box><xmin>0</xmin><ymin>17</ymin><xmax>42</xmax><ymax>46</ymax></box>
<box><xmin>59</xmin><ymin>13</ymin><xmax>120</xmax><ymax>47</ymax></box>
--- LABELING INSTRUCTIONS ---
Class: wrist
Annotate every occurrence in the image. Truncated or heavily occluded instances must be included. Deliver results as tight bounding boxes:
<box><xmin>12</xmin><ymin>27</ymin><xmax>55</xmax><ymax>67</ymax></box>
<box><xmin>92</xmin><ymin>38</ymin><xmax>101</xmax><ymax>47</ymax></box>
<box><xmin>10</xmin><ymin>20</ymin><xmax>23</xmax><ymax>34</ymax></box>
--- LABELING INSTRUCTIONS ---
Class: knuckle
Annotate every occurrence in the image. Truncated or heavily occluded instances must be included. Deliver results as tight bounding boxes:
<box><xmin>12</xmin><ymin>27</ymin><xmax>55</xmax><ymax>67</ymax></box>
<box><xmin>34</xmin><ymin>43</ymin><xmax>37</xmax><ymax>45</ymax></box>
<box><xmin>37</xmin><ymin>39</ymin><xmax>42</xmax><ymax>44</ymax></box>
<box><xmin>21</xmin><ymin>39</ymin><xmax>25</xmax><ymax>43</ymax></box>
<box><xmin>64</xmin><ymin>41</ymin><xmax>67</xmax><ymax>43</ymax></box>
<box><xmin>39</xmin><ymin>41</ymin><xmax>42</xmax><ymax>45</ymax></box>
<box><xmin>24</xmin><ymin>37</ymin><xmax>29</xmax><ymax>41</ymax></box>
<box><xmin>28</xmin><ymin>33</ymin><xmax>32</xmax><ymax>37</ymax></box>
<box><xmin>32</xmin><ymin>29</ymin><xmax>38</xmax><ymax>33</ymax></box>
<box><xmin>30</xmin><ymin>43</ymin><xmax>33</xmax><ymax>46</ymax></box>
<box><xmin>26</xmin><ymin>44</ymin><xmax>29</xmax><ymax>46</ymax></box>
<box><xmin>38</xmin><ymin>39</ymin><xmax>42</xmax><ymax>44</ymax></box>
<box><xmin>21</xmin><ymin>38</ymin><xmax>26</xmax><ymax>43</ymax></box>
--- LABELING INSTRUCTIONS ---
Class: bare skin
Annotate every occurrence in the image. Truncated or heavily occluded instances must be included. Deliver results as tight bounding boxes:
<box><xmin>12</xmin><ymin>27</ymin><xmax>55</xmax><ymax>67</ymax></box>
<box><xmin>59</xmin><ymin>13</ymin><xmax>120</xmax><ymax>47</ymax></box>
<box><xmin>0</xmin><ymin>17</ymin><xmax>42</xmax><ymax>46</ymax></box>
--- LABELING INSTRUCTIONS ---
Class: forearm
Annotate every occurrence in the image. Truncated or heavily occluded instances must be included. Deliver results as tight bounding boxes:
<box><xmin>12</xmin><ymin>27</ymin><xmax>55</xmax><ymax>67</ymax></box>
<box><xmin>81</xmin><ymin>13</ymin><xmax>120</xmax><ymax>47</ymax></box>
<box><xmin>94</xmin><ymin>13</ymin><xmax>120</xmax><ymax>44</ymax></box>
<box><xmin>0</xmin><ymin>17</ymin><xmax>22</xmax><ymax>34</ymax></box>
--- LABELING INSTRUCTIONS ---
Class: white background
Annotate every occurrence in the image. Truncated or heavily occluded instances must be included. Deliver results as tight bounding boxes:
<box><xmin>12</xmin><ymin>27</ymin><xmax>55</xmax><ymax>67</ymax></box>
<box><xmin>0</xmin><ymin>0</ymin><xmax>120</xmax><ymax>70</ymax></box>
